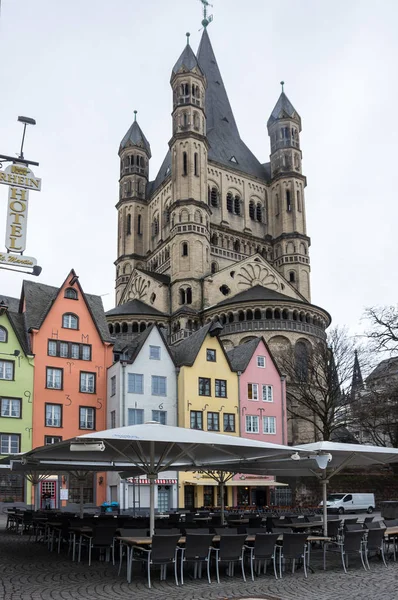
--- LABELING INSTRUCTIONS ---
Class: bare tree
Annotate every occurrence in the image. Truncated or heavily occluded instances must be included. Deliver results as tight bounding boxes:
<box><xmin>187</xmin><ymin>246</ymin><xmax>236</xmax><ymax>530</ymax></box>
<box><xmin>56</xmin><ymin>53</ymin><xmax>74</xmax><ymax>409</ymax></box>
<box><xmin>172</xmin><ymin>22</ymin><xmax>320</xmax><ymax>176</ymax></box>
<box><xmin>351</xmin><ymin>382</ymin><xmax>398</xmax><ymax>447</ymax></box>
<box><xmin>364</xmin><ymin>306</ymin><xmax>398</xmax><ymax>354</ymax></box>
<box><xmin>281</xmin><ymin>327</ymin><xmax>360</xmax><ymax>441</ymax></box>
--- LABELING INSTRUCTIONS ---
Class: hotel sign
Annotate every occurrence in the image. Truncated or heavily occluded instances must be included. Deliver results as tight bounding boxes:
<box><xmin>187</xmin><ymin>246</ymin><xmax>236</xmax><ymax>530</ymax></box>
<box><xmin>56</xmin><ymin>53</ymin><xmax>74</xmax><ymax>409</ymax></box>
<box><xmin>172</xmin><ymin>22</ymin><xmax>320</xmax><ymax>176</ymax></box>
<box><xmin>0</xmin><ymin>252</ymin><xmax>37</xmax><ymax>267</ymax></box>
<box><xmin>0</xmin><ymin>163</ymin><xmax>41</xmax><ymax>256</ymax></box>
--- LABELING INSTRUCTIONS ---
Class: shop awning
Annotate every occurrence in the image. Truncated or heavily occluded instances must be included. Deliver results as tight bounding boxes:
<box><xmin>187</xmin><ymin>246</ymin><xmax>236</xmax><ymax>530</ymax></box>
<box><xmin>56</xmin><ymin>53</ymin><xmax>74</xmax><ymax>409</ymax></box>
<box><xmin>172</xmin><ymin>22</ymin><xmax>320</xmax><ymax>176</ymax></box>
<box><xmin>125</xmin><ymin>478</ymin><xmax>177</xmax><ymax>485</ymax></box>
<box><xmin>226</xmin><ymin>480</ymin><xmax>288</xmax><ymax>487</ymax></box>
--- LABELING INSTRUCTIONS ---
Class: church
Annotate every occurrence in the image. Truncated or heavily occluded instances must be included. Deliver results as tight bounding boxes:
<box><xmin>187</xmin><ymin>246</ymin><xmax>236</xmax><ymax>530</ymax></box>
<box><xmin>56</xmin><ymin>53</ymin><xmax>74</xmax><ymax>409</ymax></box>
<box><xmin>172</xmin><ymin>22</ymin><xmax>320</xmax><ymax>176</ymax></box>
<box><xmin>106</xmin><ymin>21</ymin><xmax>331</xmax><ymax>439</ymax></box>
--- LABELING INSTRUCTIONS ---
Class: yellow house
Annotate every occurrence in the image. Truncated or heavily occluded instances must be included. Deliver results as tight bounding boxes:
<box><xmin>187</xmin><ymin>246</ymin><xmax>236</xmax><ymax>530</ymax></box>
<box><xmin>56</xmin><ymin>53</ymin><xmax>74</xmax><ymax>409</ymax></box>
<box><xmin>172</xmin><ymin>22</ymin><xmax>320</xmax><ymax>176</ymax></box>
<box><xmin>173</xmin><ymin>322</ymin><xmax>239</xmax><ymax>509</ymax></box>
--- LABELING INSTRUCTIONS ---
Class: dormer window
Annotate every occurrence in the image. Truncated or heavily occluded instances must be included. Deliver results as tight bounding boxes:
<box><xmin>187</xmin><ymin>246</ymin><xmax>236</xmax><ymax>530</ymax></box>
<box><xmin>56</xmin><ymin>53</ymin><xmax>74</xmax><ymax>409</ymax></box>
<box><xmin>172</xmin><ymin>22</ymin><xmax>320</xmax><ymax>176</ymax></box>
<box><xmin>64</xmin><ymin>288</ymin><xmax>78</xmax><ymax>300</ymax></box>
<box><xmin>230</xmin><ymin>156</ymin><xmax>238</xmax><ymax>163</ymax></box>
<box><xmin>62</xmin><ymin>313</ymin><xmax>78</xmax><ymax>330</ymax></box>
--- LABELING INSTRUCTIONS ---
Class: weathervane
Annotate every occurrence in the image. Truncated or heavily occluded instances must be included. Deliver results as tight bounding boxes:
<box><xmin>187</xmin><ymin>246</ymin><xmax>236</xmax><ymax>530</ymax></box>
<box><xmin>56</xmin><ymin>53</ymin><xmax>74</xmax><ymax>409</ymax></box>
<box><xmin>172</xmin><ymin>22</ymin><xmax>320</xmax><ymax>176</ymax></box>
<box><xmin>199</xmin><ymin>0</ymin><xmax>213</xmax><ymax>29</ymax></box>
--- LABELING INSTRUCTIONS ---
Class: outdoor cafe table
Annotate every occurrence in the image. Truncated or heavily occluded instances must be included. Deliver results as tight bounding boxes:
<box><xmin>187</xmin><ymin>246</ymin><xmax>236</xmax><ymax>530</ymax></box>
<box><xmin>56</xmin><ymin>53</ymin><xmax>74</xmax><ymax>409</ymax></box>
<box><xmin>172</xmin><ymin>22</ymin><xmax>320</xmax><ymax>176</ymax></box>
<box><xmin>117</xmin><ymin>533</ymin><xmax>332</xmax><ymax>584</ymax></box>
<box><xmin>276</xmin><ymin>521</ymin><xmax>329</xmax><ymax>531</ymax></box>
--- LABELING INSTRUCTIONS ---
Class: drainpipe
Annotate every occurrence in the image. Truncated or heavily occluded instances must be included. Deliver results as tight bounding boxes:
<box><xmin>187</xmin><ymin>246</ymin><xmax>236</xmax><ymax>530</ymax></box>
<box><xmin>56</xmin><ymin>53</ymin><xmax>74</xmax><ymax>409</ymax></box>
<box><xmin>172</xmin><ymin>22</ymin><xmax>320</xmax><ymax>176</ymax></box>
<box><xmin>175</xmin><ymin>367</ymin><xmax>180</xmax><ymax>509</ymax></box>
<box><xmin>237</xmin><ymin>371</ymin><xmax>242</xmax><ymax>436</ymax></box>
<box><xmin>121</xmin><ymin>362</ymin><xmax>127</xmax><ymax>510</ymax></box>
<box><xmin>280</xmin><ymin>375</ymin><xmax>286</xmax><ymax>445</ymax></box>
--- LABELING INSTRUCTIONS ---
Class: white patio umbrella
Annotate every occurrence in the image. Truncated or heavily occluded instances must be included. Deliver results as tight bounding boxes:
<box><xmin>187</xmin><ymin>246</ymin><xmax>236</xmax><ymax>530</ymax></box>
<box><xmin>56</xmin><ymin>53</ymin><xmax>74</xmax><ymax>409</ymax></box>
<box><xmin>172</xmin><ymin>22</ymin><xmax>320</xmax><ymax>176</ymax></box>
<box><xmin>204</xmin><ymin>441</ymin><xmax>398</xmax><ymax>535</ymax></box>
<box><xmin>5</xmin><ymin>422</ymin><xmax>310</xmax><ymax>534</ymax></box>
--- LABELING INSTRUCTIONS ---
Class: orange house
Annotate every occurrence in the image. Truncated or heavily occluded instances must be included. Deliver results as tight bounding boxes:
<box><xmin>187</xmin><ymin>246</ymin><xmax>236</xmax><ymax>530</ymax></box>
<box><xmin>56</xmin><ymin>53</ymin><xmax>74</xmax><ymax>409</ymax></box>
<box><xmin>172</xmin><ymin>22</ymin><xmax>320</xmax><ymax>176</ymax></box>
<box><xmin>20</xmin><ymin>270</ymin><xmax>113</xmax><ymax>509</ymax></box>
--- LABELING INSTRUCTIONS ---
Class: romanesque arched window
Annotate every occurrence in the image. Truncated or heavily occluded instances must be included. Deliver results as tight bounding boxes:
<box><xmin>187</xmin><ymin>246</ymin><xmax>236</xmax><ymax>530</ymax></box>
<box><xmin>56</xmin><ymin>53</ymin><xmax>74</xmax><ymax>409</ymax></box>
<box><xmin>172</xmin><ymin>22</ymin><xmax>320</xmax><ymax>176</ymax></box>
<box><xmin>256</xmin><ymin>203</ymin><xmax>262</xmax><ymax>222</ymax></box>
<box><xmin>210</xmin><ymin>187</ymin><xmax>218</xmax><ymax>207</ymax></box>
<box><xmin>186</xmin><ymin>288</ymin><xmax>192</xmax><ymax>304</ymax></box>
<box><xmin>249</xmin><ymin>201</ymin><xmax>255</xmax><ymax>220</ymax></box>
<box><xmin>181</xmin><ymin>242</ymin><xmax>189</xmax><ymax>257</ymax></box>
<box><xmin>126</xmin><ymin>214</ymin><xmax>131</xmax><ymax>235</ymax></box>
<box><xmin>194</xmin><ymin>152</ymin><xmax>198</xmax><ymax>176</ymax></box>
<box><xmin>183</xmin><ymin>152</ymin><xmax>188</xmax><ymax>176</ymax></box>
<box><xmin>226</xmin><ymin>192</ymin><xmax>233</xmax><ymax>213</ymax></box>
<box><xmin>234</xmin><ymin>195</ymin><xmax>241</xmax><ymax>215</ymax></box>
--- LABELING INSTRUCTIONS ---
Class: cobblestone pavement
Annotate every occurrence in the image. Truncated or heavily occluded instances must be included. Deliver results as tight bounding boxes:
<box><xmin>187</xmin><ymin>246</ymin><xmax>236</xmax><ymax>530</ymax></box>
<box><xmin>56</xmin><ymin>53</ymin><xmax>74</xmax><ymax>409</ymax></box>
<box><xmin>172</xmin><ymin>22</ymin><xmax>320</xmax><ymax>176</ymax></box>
<box><xmin>0</xmin><ymin>529</ymin><xmax>396</xmax><ymax>600</ymax></box>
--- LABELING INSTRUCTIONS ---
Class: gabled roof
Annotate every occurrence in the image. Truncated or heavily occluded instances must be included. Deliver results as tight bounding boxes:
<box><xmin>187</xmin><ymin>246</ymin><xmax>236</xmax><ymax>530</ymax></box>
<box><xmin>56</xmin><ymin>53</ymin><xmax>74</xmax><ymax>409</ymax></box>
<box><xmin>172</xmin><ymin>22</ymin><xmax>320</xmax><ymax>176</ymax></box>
<box><xmin>20</xmin><ymin>273</ymin><xmax>112</xmax><ymax>343</ymax></box>
<box><xmin>119</xmin><ymin>120</ymin><xmax>151</xmax><ymax>156</ymax></box>
<box><xmin>0</xmin><ymin>295</ymin><xmax>19</xmax><ymax>313</ymax></box>
<box><xmin>172</xmin><ymin>322</ymin><xmax>212</xmax><ymax>367</ymax></box>
<box><xmin>119</xmin><ymin>324</ymin><xmax>175</xmax><ymax>365</ymax></box>
<box><xmin>106</xmin><ymin>299</ymin><xmax>167</xmax><ymax>317</ymax></box>
<box><xmin>172</xmin><ymin>42</ymin><xmax>202</xmax><ymax>75</ymax></box>
<box><xmin>214</xmin><ymin>284</ymin><xmax>305</xmax><ymax>309</ymax></box>
<box><xmin>267</xmin><ymin>91</ymin><xmax>301</xmax><ymax>128</ymax></box>
<box><xmin>227</xmin><ymin>336</ymin><xmax>282</xmax><ymax>376</ymax></box>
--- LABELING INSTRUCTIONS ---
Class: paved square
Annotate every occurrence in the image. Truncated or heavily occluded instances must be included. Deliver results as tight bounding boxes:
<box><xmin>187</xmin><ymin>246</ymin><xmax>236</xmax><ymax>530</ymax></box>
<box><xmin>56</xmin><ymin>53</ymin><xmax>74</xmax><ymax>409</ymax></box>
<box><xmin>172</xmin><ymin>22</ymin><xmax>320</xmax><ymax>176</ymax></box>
<box><xmin>0</xmin><ymin>529</ymin><xmax>396</xmax><ymax>600</ymax></box>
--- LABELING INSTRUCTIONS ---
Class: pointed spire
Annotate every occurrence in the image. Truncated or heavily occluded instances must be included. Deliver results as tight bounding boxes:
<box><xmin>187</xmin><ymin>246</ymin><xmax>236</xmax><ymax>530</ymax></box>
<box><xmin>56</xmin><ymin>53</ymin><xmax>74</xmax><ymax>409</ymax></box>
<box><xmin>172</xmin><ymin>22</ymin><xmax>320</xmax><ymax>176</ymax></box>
<box><xmin>351</xmin><ymin>350</ymin><xmax>364</xmax><ymax>399</ymax></box>
<box><xmin>197</xmin><ymin>28</ymin><xmax>237</xmax><ymax>132</ymax></box>
<box><xmin>119</xmin><ymin>115</ymin><xmax>151</xmax><ymax>157</ymax></box>
<box><xmin>267</xmin><ymin>83</ymin><xmax>301</xmax><ymax>129</ymax></box>
<box><xmin>172</xmin><ymin>33</ymin><xmax>202</xmax><ymax>75</ymax></box>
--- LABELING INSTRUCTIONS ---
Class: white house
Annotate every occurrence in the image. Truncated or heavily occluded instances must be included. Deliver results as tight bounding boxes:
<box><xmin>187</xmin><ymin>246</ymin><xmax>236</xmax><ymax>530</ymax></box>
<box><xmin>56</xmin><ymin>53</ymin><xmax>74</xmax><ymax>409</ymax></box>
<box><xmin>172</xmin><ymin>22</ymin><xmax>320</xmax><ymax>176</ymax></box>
<box><xmin>107</xmin><ymin>324</ymin><xmax>178</xmax><ymax>511</ymax></box>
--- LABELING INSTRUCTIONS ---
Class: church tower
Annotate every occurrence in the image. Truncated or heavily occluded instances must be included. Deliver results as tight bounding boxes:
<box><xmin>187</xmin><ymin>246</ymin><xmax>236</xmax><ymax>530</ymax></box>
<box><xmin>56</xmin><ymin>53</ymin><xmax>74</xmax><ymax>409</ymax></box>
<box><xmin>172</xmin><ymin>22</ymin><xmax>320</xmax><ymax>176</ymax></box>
<box><xmin>267</xmin><ymin>86</ymin><xmax>311</xmax><ymax>301</ymax></box>
<box><xmin>169</xmin><ymin>34</ymin><xmax>211</xmax><ymax>313</ymax></box>
<box><xmin>115</xmin><ymin>114</ymin><xmax>151</xmax><ymax>304</ymax></box>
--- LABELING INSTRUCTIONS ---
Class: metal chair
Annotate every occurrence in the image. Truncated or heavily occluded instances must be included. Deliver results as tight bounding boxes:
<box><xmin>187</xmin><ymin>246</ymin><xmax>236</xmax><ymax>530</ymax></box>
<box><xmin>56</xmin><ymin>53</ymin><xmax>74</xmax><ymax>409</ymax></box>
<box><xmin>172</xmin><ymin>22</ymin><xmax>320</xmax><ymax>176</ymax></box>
<box><xmin>365</xmin><ymin>521</ymin><xmax>381</xmax><ymax>530</ymax></box>
<box><xmin>153</xmin><ymin>528</ymin><xmax>180</xmax><ymax>535</ymax></box>
<box><xmin>134</xmin><ymin>534</ymin><xmax>180</xmax><ymax>588</ymax></box>
<box><xmin>364</xmin><ymin>527</ymin><xmax>387</xmax><ymax>568</ymax></box>
<box><xmin>214</xmin><ymin>527</ymin><xmax>238</xmax><ymax>535</ymax></box>
<box><xmin>117</xmin><ymin>528</ymin><xmax>148</xmax><ymax>576</ymax></box>
<box><xmin>344</xmin><ymin>523</ymin><xmax>364</xmax><ymax>532</ymax></box>
<box><xmin>278</xmin><ymin>533</ymin><xmax>309</xmax><ymax>579</ymax></box>
<box><xmin>245</xmin><ymin>533</ymin><xmax>279</xmax><ymax>580</ymax></box>
<box><xmin>210</xmin><ymin>534</ymin><xmax>247</xmax><ymax>583</ymax></box>
<box><xmin>343</xmin><ymin>518</ymin><xmax>358</xmax><ymax>526</ymax></box>
<box><xmin>184</xmin><ymin>527</ymin><xmax>210</xmax><ymax>535</ymax></box>
<box><xmin>180</xmin><ymin>533</ymin><xmax>214</xmax><ymax>585</ymax></box>
<box><xmin>78</xmin><ymin>525</ymin><xmax>117</xmax><ymax>566</ymax></box>
<box><xmin>364</xmin><ymin>516</ymin><xmax>374</xmax><ymax>524</ymax></box>
<box><xmin>323</xmin><ymin>530</ymin><xmax>367</xmax><ymax>574</ymax></box>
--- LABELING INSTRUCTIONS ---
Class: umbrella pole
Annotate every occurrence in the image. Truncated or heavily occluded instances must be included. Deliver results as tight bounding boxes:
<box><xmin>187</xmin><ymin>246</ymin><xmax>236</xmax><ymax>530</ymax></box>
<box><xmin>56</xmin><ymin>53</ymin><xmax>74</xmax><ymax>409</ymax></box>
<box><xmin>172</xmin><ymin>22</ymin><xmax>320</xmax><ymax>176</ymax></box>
<box><xmin>79</xmin><ymin>480</ymin><xmax>84</xmax><ymax>519</ymax></box>
<box><xmin>220</xmin><ymin>480</ymin><xmax>225</xmax><ymax>526</ymax></box>
<box><xmin>149</xmin><ymin>440</ymin><xmax>155</xmax><ymax>537</ymax></box>
<box><xmin>322</xmin><ymin>474</ymin><xmax>328</xmax><ymax>537</ymax></box>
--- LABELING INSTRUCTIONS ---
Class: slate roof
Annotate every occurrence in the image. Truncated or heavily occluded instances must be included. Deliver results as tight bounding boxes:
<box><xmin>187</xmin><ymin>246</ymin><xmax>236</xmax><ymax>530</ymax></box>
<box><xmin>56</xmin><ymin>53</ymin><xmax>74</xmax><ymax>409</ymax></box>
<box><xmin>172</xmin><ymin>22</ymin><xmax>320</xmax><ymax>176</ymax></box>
<box><xmin>106</xmin><ymin>299</ymin><xmax>167</xmax><ymax>317</ymax></box>
<box><xmin>149</xmin><ymin>30</ymin><xmax>269</xmax><ymax>195</ymax></box>
<box><xmin>119</xmin><ymin>120</ymin><xmax>152</xmax><ymax>156</ymax></box>
<box><xmin>0</xmin><ymin>295</ymin><xmax>20</xmax><ymax>313</ymax></box>
<box><xmin>172</xmin><ymin>43</ymin><xmax>201</xmax><ymax>75</ymax></box>
<box><xmin>214</xmin><ymin>284</ymin><xmax>305</xmax><ymax>308</ymax></box>
<box><xmin>367</xmin><ymin>357</ymin><xmax>398</xmax><ymax>383</ymax></box>
<box><xmin>121</xmin><ymin>324</ymin><xmax>155</xmax><ymax>362</ymax></box>
<box><xmin>21</xmin><ymin>279</ymin><xmax>112</xmax><ymax>343</ymax></box>
<box><xmin>227</xmin><ymin>338</ymin><xmax>262</xmax><ymax>372</ymax></box>
<box><xmin>172</xmin><ymin>322</ymin><xmax>212</xmax><ymax>367</ymax></box>
<box><xmin>267</xmin><ymin>92</ymin><xmax>301</xmax><ymax>127</ymax></box>
<box><xmin>139</xmin><ymin>269</ymin><xmax>171</xmax><ymax>285</ymax></box>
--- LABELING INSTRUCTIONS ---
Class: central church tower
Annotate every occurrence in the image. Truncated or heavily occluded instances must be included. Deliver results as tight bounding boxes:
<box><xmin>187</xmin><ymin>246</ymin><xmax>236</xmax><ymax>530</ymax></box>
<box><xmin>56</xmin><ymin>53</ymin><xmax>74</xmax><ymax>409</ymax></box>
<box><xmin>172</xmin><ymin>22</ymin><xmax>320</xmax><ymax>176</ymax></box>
<box><xmin>169</xmin><ymin>35</ymin><xmax>211</xmax><ymax>313</ymax></box>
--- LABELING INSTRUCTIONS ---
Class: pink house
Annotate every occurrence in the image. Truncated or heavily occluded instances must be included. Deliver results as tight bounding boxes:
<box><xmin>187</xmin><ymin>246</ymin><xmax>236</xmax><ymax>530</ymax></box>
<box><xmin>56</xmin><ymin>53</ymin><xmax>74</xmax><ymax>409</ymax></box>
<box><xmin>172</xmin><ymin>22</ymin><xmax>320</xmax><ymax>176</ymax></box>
<box><xmin>227</xmin><ymin>337</ymin><xmax>287</xmax><ymax>507</ymax></box>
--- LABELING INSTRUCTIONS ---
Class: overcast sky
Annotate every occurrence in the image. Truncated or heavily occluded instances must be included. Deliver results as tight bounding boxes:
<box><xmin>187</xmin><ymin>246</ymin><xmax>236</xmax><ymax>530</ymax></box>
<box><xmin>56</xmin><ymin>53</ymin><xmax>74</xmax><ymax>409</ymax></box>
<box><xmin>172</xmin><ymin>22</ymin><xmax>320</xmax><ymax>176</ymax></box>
<box><xmin>1</xmin><ymin>0</ymin><xmax>397</xmax><ymax>335</ymax></box>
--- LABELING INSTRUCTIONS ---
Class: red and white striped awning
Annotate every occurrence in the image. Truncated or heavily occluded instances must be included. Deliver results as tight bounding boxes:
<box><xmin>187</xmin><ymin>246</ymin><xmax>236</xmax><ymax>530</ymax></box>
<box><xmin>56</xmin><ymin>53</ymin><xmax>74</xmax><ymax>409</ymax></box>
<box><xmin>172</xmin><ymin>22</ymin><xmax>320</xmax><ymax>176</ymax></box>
<box><xmin>125</xmin><ymin>478</ymin><xmax>177</xmax><ymax>485</ymax></box>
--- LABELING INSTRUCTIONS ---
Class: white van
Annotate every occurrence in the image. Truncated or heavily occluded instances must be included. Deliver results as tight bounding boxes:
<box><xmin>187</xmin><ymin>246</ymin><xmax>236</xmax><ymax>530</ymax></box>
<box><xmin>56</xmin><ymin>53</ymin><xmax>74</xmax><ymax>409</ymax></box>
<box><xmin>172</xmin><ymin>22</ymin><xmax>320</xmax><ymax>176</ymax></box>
<box><xmin>319</xmin><ymin>493</ymin><xmax>375</xmax><ymax>514</ymax></box>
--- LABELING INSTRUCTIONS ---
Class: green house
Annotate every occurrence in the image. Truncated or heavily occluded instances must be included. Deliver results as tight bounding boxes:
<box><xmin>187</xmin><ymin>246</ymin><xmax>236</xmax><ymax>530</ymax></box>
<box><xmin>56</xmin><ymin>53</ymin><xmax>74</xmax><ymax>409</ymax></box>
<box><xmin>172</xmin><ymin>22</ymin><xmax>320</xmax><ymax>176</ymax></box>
<box><xmin>0</xmin><ymin>296</ymin><xmax>34</xmax><ymax>506</ymax></box>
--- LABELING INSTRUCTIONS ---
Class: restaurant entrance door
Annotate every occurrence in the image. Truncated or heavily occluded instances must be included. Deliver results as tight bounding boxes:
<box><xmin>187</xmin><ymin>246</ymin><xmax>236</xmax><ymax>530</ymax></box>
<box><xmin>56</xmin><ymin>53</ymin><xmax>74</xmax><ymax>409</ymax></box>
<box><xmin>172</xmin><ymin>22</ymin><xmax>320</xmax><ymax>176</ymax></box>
<box><xmin>184</xmin><ymin>485</ymin><xmax>195</xmax><ymax>510</ymax></box>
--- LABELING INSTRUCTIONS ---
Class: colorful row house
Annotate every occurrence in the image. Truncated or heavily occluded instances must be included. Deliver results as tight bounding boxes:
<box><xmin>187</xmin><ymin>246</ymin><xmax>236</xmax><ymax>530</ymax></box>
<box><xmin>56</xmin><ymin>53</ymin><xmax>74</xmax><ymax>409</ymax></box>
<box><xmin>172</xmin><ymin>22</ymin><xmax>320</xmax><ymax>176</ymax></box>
<box><xmin>1</xmin><ymin>270</ymin><xmax>113</xmax><ymax>509</ymax></box>
<box><xmin>0</xmin><ymin>296</ymin><xmax>34</xmax><ymax>508</ymax></box>
<box><xmin>107</xmin><ymin>324</ymin><xmax>178</xmax><ymax>510</ymax></box>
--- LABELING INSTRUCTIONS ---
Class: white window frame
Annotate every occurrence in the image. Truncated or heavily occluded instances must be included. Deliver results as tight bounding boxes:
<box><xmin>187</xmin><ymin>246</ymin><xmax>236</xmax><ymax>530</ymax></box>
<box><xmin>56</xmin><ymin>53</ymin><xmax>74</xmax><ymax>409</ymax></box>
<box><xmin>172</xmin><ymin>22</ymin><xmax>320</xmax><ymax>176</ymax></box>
<box><xmin>0</xmin><ymin>434</ymin><xmax>20</xmax><ymax>454</ymax></box>
<box><xmin>262</xmin><ymin>384</ymin><xmax>273</xmax><ymax>402</ymax></box>
<box><xmin>71</xmin><ymin>343</ymin><xmax>80</xmax><ymax>359</ymax></box>
<box><xmin>0</xmin><ymin>398</ymin><xmax>21</xmax><ymax>418</ymax></box>
<box><xmin>80</xmin><ymin>372</ymin><xmax>95</xmax><ymax>394</ymax></box>
<box><xmin>45</xmin><ymin>435</ymin><xmax>62</xmax><ymax>445</ymax></box>
<box><xmin>110</xmin><ymin>376</ymin><xmax>116</xmax><ymax>396</ymax></box>
<box><xmin>46</xmin><ymin>367</ymin><xmax>62</xmax><ymax>390</ymax></box>
<box><xmin>151</xmin><ymin>375</ymin><xmax>167</xmax><ymax>396</ymax></box>
<box><xmin>81</xmin><ymin>345</ymin><xmax>91</xmax><ymax>361</ymax></box>
<box><xmin>62</xmin><ymin>313</ymin><xmax>78</xmax><ymax>329</ymax></box>
<box><xmin>48</xmin><ymin>341</ymin><xmax>57</xmax><ymax>357</ymax></box>
<box><xmin>248</xmin><ymin>383</ymin><xmax>259</xmax><ymax>401</ymax></box>
<box><xmin>0</xmin><ymin>360</ymin><xmax>14</xmax><ymax>381</ymax></box>
<box><xmin>79</xmin><ymin>407</ymin><xmax>95</xmax><ymax>430</ymax></box>
<box><xmin>0</xmin><ymin>327</ymin><xmax>7</xmax><ymax>343</ymax></box>
<box><xmin>245</xmin><ymin>415</ymin><xmax>259</xmax><ymax>434</ymax></box>
<box><xmin>128</xmin><ymin>408</ymin><xmax>144</xmax><ymax>425</ymax></box>
<box><xmin>263</xmin><ymin>416</ymin><xmax>276</xmax><ymax>434</ymax></box>
<box><xmin>152</xmin><ymin>410</ymin><xmax>167</xmax><ymax>425</ymax></box>
<box><xmin>45</xmin><ymin>404</ymin><xmax>62</xmax><ymax>427</ymax></box>
<box><xmin>257</xmin><ymin>356</ymin><xmax>266</xmax><ymax>368</ymax></box>
<box><xmin>110</xmin><ymin>410</ymin><xmax>116</xmax><ymax>429</ymax></box>
<box><xmin>128</xmin><ymin>373</ymin><xmax>143</xmax><ymax>394</ymax></box>
<box><xmin>149</xmin><ymin>345</ymin><xmax>161</xmax><ymax>360</ymax></box>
